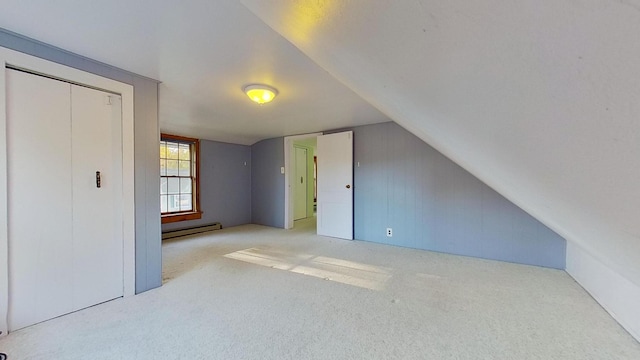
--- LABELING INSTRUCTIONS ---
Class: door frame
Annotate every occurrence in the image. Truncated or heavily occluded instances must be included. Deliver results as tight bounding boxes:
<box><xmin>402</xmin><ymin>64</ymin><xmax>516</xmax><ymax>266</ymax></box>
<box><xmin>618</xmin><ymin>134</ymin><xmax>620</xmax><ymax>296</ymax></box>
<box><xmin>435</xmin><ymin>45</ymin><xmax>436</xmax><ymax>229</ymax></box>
<box><xmin>283</xmin><ymin>133</ymin><xmax>322</xmax><ymax>229</ymax></box>
<box><xmin>0</xmin><ymin>47</ymin><xmax>136</xmax><ymax>336</ymax></box>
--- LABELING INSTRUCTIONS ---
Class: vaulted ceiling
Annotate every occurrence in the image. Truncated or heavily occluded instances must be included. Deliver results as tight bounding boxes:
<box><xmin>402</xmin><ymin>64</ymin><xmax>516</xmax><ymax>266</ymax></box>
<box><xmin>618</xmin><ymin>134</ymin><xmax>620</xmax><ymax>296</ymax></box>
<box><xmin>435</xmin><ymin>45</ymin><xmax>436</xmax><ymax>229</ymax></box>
<box><xmin>239</xmin><ymin>0</ymin><xmax>640</xmax><ymax>287</ymax></box>
<box><xmin>2</xmin><ymin>1</ymin><xmax>639</xmax><ymax>289</ymax></box>
<box><xmin>0</xmin><ymin>0</ymin><xmax>390</xmax><ymax>145</ymax></box>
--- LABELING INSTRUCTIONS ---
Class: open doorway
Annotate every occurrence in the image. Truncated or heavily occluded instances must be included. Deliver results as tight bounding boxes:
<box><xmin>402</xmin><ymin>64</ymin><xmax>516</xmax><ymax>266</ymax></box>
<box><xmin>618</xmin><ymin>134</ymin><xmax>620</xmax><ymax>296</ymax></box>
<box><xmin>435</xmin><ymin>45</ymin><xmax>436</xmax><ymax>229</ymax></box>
<box><xmin>284</xmin><ymin>133</ymin><xmax>320</xmax><ymax>230</ymax></box>
<box><xmin>284</xmin><ymin>131</ymin><xmax>353</xmax><ymax>240</ymax></box>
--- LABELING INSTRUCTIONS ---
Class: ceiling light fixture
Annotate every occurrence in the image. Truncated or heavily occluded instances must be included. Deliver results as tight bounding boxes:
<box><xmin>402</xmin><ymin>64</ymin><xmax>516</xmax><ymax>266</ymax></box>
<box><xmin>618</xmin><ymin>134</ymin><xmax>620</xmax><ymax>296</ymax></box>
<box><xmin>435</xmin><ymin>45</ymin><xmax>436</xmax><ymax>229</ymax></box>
<box><xmin>243</xmin><ymin>84</ymin><xmax>278</xmax><ymax>104</ymax></box>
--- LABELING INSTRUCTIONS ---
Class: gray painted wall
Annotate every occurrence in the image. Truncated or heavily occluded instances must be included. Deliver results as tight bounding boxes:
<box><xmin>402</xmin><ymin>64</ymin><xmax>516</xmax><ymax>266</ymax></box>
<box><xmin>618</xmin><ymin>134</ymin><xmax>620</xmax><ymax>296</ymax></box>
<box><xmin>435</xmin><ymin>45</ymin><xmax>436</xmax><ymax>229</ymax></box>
<box><xmin>251</xmin><ymin>137</ymin><xmax>285</xmax><ymax>228</ymax></box>
<box><xmin>1</xmin><ymin>28</ymin><xmax>162</xmax><ymax>293</ymax></box>
<box><xmin>132</xmin><ymin>78</ymin><xmax>162</xmax><ymax>292</ymax></box>
<box><xmin>163</xmin><ymin>140</ymin><xmax>251</xmax><ymax>232</ymax></box>
<box><xmin>249</xmin><ymin>123</ymin><xmax>565</xmax><ymax>268</ymax></box>
<box><xmin>353</xmin><ymin>122</ymin><xmax>566</xmax><ymax>269</ymax></box>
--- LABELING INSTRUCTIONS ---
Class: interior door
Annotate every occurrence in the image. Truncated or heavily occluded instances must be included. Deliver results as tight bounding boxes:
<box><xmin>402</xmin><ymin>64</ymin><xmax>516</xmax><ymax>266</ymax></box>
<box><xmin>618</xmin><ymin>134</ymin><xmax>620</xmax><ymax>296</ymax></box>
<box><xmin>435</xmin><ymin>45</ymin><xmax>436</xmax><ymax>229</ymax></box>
<box><xmin>294</xmin><ymin>146</ymin><xmax>307</xmax><ymax>220</ymax></box>
<box><xmin>6</xmin><ymin>69</ymin><xmax>123</xmax><ymax>331</ymax></box>
<box><xmin>316</xmin><ymin>131</ymin><xmax>353</xmax><ymax>239</ymax></box>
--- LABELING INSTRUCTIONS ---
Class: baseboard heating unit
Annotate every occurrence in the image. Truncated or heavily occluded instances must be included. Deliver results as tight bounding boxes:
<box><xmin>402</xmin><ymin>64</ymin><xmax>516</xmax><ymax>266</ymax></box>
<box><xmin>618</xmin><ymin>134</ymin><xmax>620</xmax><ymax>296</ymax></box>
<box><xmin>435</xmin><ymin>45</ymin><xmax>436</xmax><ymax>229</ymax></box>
<box><xmin>162</xmin><ymin>222</ymin><xmax>222</xmax><ymax>240</ymax></box>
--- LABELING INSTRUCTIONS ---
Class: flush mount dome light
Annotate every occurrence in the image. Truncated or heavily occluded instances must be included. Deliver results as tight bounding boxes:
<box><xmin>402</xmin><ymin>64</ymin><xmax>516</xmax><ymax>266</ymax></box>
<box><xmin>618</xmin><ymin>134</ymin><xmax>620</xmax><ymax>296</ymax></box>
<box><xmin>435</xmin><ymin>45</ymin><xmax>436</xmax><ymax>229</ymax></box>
<box><xmin>243</xmin><ymin>84</ymin><xmax>278</xmax><ymax>104</ymax></box>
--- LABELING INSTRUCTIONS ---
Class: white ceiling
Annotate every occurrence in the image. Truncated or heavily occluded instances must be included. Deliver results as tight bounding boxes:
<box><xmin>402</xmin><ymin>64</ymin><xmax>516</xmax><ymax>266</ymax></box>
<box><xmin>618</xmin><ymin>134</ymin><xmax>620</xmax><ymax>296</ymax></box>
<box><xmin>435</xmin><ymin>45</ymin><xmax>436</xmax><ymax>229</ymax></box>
<box><xmin>241</xmin><ymin>0</ymin><xmax>640</xmax><ymax>286</ymax></box>
<box><xmin>0</xmin><ymin>0</ymin><xmax>390</xmax><ymax>145</ymax></box>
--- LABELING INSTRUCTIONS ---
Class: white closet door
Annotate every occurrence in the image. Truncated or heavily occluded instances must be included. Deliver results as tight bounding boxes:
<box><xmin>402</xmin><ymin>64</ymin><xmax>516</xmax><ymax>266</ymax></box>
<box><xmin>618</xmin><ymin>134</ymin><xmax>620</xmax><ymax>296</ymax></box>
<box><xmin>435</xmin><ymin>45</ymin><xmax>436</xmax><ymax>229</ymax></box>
<box><xmin>71</xmin><ymin>85</ymin><xmax>123</xmax><ymax>310</ymax></box>
<box><xmin>6</xmin><ymin>70</ymin><xmax>124</xmax><ymax>331</ymax></box>
<box><xmin>7</xmin><ymin>69</ymin><xmax>75</xmax><ymax>330</ymax></box>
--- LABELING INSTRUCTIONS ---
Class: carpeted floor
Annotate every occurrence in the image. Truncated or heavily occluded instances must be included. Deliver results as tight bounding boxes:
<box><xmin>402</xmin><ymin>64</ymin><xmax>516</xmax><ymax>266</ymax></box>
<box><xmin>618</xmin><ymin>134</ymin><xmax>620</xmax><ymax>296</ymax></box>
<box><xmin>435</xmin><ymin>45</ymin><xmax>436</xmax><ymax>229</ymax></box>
<box><xmin>1</xmin><ymin>217</ymin><xmax>639</xmax><ymax>359</ymax></box>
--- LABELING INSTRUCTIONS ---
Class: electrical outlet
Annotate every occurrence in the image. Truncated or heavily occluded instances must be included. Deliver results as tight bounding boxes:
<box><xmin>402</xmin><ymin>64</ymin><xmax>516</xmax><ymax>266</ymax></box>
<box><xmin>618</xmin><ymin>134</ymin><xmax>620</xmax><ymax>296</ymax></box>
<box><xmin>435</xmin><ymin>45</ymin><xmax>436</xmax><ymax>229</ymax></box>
<box><xmin>386</xmin><ymin>228</ymin><xmax>392</xmax><ymax>237</ymax></box>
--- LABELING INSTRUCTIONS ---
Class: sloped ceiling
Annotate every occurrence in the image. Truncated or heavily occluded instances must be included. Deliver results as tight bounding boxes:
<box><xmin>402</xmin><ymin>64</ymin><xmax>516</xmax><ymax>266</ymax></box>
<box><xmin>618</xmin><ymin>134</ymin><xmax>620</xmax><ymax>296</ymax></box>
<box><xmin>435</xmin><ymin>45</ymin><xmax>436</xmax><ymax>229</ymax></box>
<box><xmin>240</xmin><ymin>0</ymin><xmax>640</xmax><ymax>284</ymax></box>
<box><xmin>0</xmin><ymin>0</ymin><xmax>390</xmax><ymax>145</ymax></box>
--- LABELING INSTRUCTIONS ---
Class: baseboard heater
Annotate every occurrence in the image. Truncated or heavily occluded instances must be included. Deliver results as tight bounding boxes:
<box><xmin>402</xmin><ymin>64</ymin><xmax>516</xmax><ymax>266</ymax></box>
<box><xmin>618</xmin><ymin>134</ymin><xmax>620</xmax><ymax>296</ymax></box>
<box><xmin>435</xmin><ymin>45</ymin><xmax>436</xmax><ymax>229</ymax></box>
<box><xmin>162</xmin><ymin>222</ymin><xmax>222</xmax><ymax>240</ymax></box>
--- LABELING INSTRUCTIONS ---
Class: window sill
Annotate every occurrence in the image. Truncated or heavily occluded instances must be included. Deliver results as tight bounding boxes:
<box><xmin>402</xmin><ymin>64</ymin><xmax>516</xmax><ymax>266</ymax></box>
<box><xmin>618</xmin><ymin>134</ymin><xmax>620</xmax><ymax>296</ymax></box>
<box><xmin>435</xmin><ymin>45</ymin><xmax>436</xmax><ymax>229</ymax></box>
<box><xmin>161</xmin><ymin>211</ymin><xmax>202</xmax><ymax>224</ymax></box>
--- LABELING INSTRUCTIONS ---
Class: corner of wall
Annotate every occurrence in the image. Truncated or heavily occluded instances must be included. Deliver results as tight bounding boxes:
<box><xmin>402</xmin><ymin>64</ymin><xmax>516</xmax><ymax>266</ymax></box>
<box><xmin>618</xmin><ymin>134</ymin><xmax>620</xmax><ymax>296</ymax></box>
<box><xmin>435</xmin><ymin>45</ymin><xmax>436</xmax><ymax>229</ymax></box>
<box><xmin>250</xmin><ymin>137</ymin><xmax>285</xmax><ymax>228</ymax></box>
<box><xmin>133</xmin><ymin>77</ymin><xmax>161</xmax><ymax>293</ymax></box>
<box><xmin>566</xmin><ymin>241</ymin><xmax>640</xmax><ymax>342</ymax></box>
<box><xmin>0</xmin><ymin>56</ymin><xmax>7</xmax><ymax>337</ymax></box>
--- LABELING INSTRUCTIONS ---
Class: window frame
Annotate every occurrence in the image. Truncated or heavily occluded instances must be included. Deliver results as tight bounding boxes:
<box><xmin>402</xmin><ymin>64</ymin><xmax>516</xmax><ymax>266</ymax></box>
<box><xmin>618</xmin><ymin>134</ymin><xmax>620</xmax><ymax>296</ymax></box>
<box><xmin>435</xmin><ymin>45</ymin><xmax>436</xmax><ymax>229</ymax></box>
<box><xmin>160</xmin><ymin>133</ymin><xmax>202</xmax><ymax>224</ymax></box>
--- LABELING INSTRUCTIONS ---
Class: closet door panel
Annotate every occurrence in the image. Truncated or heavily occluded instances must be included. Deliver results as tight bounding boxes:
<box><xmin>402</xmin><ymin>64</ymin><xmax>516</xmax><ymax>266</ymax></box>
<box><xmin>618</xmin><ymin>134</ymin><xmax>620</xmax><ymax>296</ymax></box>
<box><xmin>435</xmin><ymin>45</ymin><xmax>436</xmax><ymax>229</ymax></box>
<box><xmin>71</xmin><ymin>85</ymin><xmax>123</xmax><ymax>310</ymax></box>
<box><xmin>6</xmin><ymin>69</ymin><xmax>74</xmax><ymax>330</ymax></box>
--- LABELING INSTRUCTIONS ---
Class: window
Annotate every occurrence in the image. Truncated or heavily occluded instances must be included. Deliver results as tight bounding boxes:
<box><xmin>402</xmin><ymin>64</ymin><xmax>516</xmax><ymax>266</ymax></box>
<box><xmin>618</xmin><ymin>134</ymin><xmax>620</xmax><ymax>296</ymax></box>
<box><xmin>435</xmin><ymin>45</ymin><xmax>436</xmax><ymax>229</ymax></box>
<box><xmin>160</xmin><ymin>134</ymin><xmax>201</xmax><ymax>223</ymax></box>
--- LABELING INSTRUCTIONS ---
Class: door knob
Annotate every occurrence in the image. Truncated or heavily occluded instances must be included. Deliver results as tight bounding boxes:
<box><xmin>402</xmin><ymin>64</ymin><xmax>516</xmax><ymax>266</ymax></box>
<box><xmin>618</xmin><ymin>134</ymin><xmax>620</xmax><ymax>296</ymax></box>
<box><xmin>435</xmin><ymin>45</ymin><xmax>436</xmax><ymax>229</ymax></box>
<box><xmin>346</xmin><ymin>184</ymin><xmax>351</xmax><ymax>189</ymax></box>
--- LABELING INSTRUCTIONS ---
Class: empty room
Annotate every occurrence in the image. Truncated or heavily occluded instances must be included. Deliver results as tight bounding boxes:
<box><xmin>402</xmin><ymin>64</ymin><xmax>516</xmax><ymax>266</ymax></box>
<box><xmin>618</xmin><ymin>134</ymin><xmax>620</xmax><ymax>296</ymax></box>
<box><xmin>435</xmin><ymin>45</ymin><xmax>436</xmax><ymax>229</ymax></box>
<box><xmin>1</xmin><ymin>1</ymin><xmax>639</xmax><ymax>359</ymax></box>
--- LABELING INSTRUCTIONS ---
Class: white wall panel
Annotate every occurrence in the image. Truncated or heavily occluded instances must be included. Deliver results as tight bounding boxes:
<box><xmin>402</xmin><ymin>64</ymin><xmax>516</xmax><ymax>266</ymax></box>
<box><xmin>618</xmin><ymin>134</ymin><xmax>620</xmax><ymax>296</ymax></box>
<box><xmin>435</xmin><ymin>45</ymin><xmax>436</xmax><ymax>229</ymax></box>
<box><xmin>6</xmin><ymin>69</ymin><xmax>74</xmax><ymax>330</ymax></box>
<box><xmin>71</xmin><ymin>85</ymin><xmax>123</xmax><ymax>310</ymax></box>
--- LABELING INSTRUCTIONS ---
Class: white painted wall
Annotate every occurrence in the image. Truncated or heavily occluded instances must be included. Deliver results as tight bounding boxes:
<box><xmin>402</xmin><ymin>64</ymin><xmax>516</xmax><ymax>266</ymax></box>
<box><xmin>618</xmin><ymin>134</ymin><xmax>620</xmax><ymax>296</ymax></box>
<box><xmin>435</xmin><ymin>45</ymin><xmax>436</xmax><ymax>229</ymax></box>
<box><xmin>241</xmin><ymin>0</ymin><xmax>640</xmax><ymax>340</ymax></box>
<box><xmin>566</xmin><ymin>242</ymin><xmax>640</xmax><ymax>340</ymax></box>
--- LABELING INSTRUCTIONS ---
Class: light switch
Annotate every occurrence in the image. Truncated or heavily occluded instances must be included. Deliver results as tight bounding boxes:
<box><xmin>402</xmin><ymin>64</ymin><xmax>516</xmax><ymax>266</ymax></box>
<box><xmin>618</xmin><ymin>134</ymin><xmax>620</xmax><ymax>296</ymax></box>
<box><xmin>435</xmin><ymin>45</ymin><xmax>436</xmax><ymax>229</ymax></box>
<box><xmin>280</xmin><ymin>166</ymin><xmax>285</xmax><ymax>174</ymax></box>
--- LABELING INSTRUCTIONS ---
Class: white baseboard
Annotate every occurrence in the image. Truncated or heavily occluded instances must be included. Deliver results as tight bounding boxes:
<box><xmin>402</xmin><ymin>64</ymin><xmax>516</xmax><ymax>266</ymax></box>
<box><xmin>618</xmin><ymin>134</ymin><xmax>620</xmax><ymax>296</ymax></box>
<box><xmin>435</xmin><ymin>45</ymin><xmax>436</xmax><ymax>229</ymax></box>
<box><xmin>566</xmin><ymin>242</ymin><xmax>640</xmax><ymax>342</ymax></box>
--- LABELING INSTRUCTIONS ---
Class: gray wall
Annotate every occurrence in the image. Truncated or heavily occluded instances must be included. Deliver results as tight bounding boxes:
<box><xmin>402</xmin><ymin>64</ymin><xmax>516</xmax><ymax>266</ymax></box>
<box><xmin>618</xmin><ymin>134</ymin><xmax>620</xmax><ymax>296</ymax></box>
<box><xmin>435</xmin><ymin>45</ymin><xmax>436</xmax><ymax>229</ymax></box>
<box><xmin>251</xmin><ymin>137</ymin><xmax>285</xmax><ymax>228</ymax></box>
<box><xmin>353</xmin><ymin>122</ymin><xmax>566</xmax><ymax>269</ymax></box>
<box><xmin>162</xmin><ymin>140</ymin><xmax>251</xmax><ymax>232</ymax></box>
<box><xmin>1</xmin><ymin>28</ymin><xmax>162</xmax><ymax>293</ymax></box>
<box><xmin>248</xmin><ymin>123</ymin><xmax>565</xmax><ymax>268</ymax></box>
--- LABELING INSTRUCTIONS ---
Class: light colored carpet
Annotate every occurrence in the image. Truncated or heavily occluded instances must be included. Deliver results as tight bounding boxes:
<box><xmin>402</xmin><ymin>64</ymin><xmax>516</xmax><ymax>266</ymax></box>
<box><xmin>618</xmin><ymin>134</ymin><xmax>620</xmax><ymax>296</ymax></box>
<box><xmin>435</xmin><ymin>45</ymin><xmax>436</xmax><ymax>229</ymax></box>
<box><xmin>1</xmin><ymin>218</ymin><xmax>639</xmax><ymax>359</ymax></box>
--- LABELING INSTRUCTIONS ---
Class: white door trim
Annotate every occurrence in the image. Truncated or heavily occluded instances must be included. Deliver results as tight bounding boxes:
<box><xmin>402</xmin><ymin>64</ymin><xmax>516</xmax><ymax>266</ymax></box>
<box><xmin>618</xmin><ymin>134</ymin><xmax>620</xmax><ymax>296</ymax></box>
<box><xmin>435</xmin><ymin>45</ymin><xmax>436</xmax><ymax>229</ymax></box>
<box><xmin>283</xmin><ymin>133</ymin><xmax>322</xmax><ymax>229</ymax></box>
<box><xmin>0</xmin><ymin>47</ymin><xmax>136</xmax><ymax>337</ymax></box>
